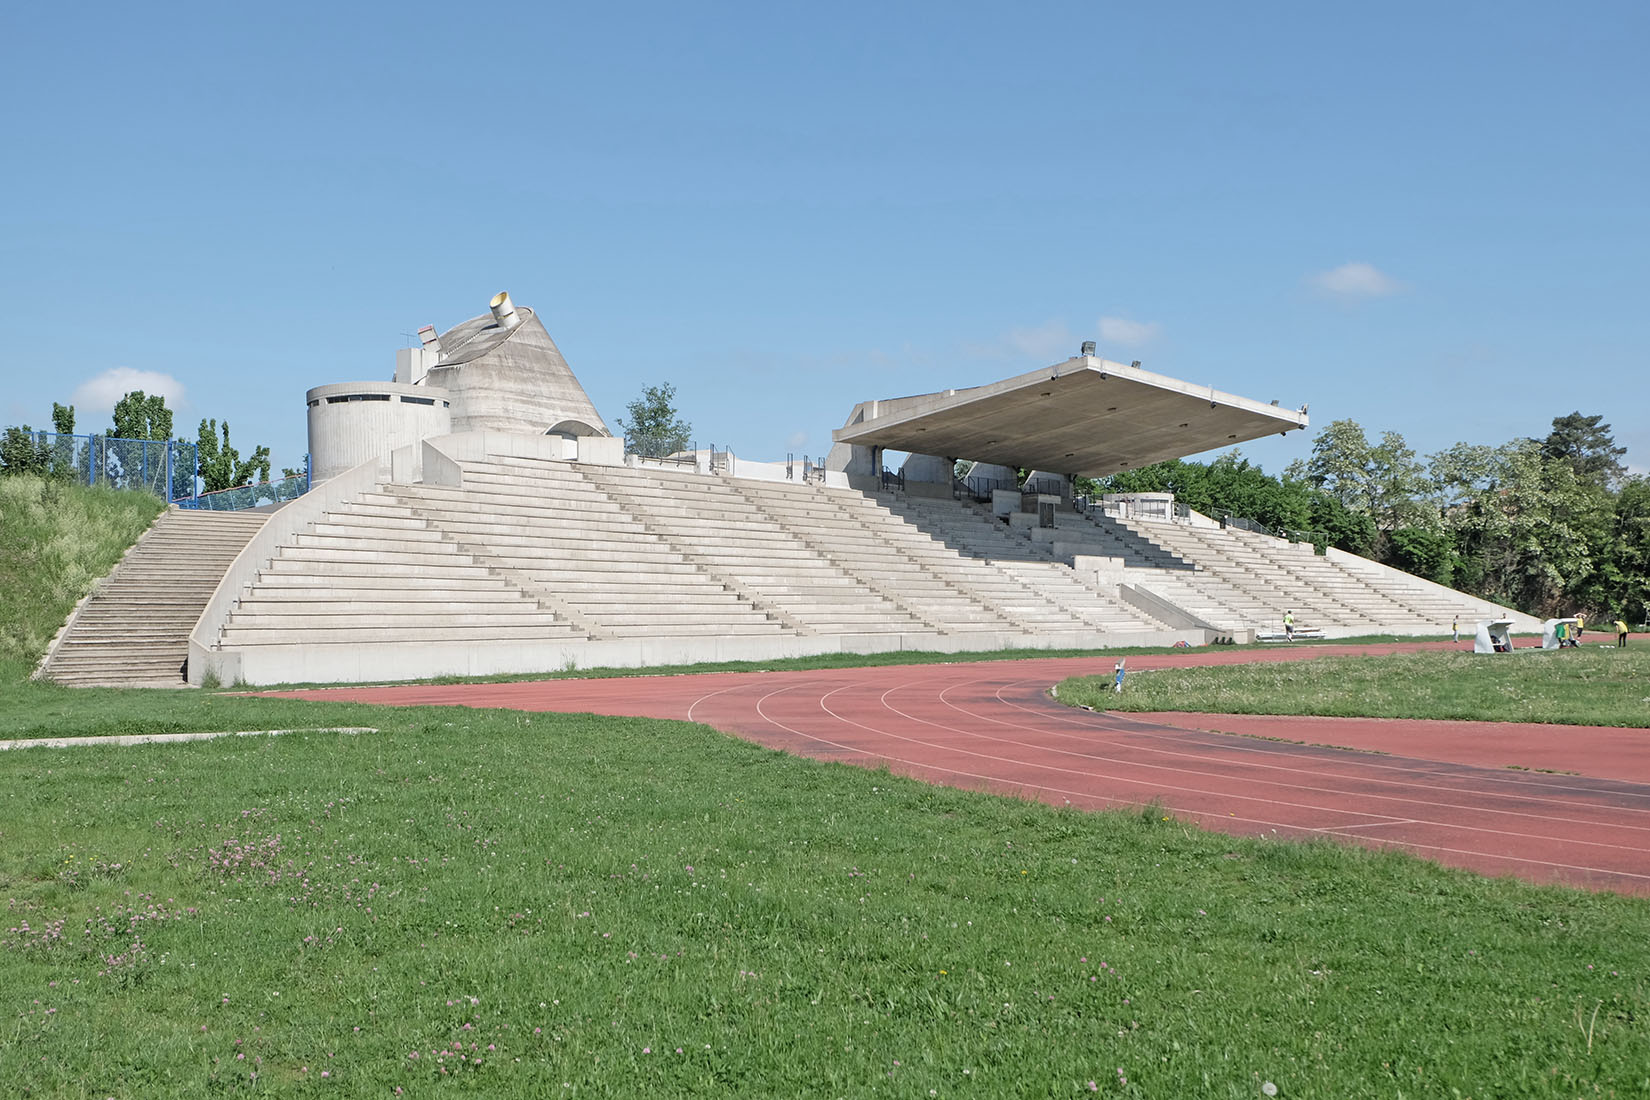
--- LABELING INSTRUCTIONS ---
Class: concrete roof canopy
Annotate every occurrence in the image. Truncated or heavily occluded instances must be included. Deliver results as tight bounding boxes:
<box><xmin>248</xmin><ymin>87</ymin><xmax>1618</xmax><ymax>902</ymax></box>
<box><xmin>832</xmin><ymin>357</ymin><xmax>1308</xmax><ymax>477</ymax></box>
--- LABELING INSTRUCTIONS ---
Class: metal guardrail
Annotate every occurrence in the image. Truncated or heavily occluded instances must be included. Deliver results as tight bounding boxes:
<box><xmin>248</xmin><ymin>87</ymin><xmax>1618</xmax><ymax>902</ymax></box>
<box><xmin>0</xmin><ymin>429</ymin><xmax>199</xmax><ymax>501</ymax></box>
<box><xmin>956</xmin><ymin>476</ymin><xmax>1016</xmax><ymax>503</ymax></box>
<box><xmin>1218</xmin><ymin>512</ymin><xmax>1270</xmax><ymax>535</ymax></box>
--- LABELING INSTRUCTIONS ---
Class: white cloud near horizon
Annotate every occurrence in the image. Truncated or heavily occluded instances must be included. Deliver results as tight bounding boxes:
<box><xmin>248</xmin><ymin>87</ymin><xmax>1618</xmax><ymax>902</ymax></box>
<box><xmin>1311</xmin><ymin>261</ymin><xmax>1404</xmax><ymax>298</ymax></box>
<box><xmin>70</xmin><ymin>368</ymin><xmax>188</xmax><ymax>419</ymax></box>
<box><xmin>1098</xmin><ymin>316</ymin><xmax>1161</xmax><ymax>347</ymax></box>
<box><xmin>962</xmin><ymin>319</ymin><xmax>1076</xmax><ymax>364</ymax></box>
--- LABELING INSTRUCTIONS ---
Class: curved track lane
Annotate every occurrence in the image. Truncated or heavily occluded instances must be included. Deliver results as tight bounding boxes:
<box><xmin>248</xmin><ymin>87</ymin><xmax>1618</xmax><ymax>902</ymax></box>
<box><xmin>265</xmin><ymin>645</ymin><xmax>1650</xmax><ymax>895</ymax></box>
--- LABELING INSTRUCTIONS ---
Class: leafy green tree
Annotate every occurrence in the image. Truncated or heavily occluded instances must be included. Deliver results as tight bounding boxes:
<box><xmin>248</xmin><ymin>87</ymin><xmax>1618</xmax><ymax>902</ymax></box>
<box><xmin>1448</xmin><ymin>440</ymin><xmax>1612</xmax><ymax>615</ymax></box>
<box><xmin>1387</xmin><ymin>526</ymin><xmax>1455</xmax><ymax>585</ymax></box>
<box><xmin>103</xmin><ymin>391</ymin><xmax>179</xmax><ymax>493</ymax></box>
<box><xmin>1428</xmin><ymin>442</ymin><xmax>1501</xmax><ymax>505</ymax></box>
<box><xmin>111</xmin><ymin>391</ymin><xmax>173</xmax><ymax>441</ymax></box>
<box><xmin>47</xmin><ymin>403</ymin><xmax>81</xmax><ymax>480</ymax></box>
<box><xmin>1605</xmin><ymin>477</ymin><xmax>1650</xmax><ymax>625</ymax></box>
<box><xmin>0</xmin><ymin>426</ymin><xmax>50</xmax><ymax>476</ymax></box>
<box><xmin>1367</xmin><ymin>430</ymin><xmax>1433</xmax><ymax>530</ymax></box>
<box><xmin>617</xmin><ymin>383</ymin><xmax>692</xmax><ymax>459</ymax></box>
<box><xmin>1289</xmin><ymin>419</ymin><xmax>1432</xmax><ymax>531</ymax></box>
<box><xmin>197</xmin><ymin>419</ymin><xmax>271</xmax><ymax>493</ymax></box>
<box><xmin>1308</xmin><ymin>492</ymin><xmax>1377</xmax><ymax>556</ymax></box>
<box><xmin>1542</xmin><ymin>411</ymin><xmax>1627</xmax><ymax>489</ymax></box>
<box><xmin>1287</xmin><ymin>418</ymin><xmax>1372</xmax><ymax>512</ymax></box>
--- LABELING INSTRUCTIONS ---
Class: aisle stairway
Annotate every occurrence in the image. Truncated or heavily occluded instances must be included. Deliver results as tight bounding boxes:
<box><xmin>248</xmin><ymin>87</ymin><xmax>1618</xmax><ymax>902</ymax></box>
<box><xmin>39</xmin><ymin>509</ymin><xmax>267</xmax><ymax>687</ymax></box>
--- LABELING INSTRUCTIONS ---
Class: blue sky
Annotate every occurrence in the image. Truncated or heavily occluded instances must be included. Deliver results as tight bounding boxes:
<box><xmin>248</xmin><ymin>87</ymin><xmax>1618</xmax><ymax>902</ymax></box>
<box><xmin>4</xmin><ymin>1</ymin><xmax>1646</xmax><ymax>481</ymax></box>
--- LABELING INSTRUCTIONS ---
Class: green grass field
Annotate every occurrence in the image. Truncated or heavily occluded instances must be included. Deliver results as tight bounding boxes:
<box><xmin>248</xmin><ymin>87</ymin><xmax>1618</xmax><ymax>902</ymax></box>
<box><xmin>1057</xmin><ymin>647</ymin><xmax>1650</xmax><ymax>727</ymax></box>
<box><xmin>4</xmin><ymin>707</ymin><xmax>1648</xmax><ymax>1098</ymax></box>
<box><xmin>3</xmin><ymin>484</ymin><xmax>1649</xmax><ymax>1096</ymax></box>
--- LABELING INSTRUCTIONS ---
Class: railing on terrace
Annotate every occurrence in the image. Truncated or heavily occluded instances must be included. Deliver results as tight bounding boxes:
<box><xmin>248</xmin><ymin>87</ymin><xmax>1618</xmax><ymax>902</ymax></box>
<box><xmin>625</xmin><ymin>438</ymin><xmax>706</xmax><ymax>469</ymax></box>
<box><xmin>1022</xmin><ymin>477</ymin><xmax>1070</xmax><ymax>497</ymax></box>
<box><xmin>956</xmin><ymin>476</ymin><xmax>1016</xmax><ymax>503</ymax></box>
<box><xmin>1084</xmin><ymin>497</ymin><xmax>1191</xmax><ymax>524</ymax></box>
<box><xmin>1218</xmin><ymin>512</ymin><xmax>1271</xmax><ymax>535</ymax></box>
<box><xmin>0</xmin><ymin>429</ymin><xmax>199</xmax><ymax>501</ymax></box>
<box><xmin>881</xmin><ymin>467</ymin><xmax>904</xmax><ymax>491</ymax></box>
<box><xmin>175</xmin><ymin>471</ymin><xmax>311</xmax><ymax>512</ymax></box>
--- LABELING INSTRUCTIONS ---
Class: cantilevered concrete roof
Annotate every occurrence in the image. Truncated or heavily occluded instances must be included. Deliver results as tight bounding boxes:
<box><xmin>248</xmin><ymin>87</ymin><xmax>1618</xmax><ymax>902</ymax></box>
<box><xmin>832</xmin><ymin>357</ymin><xmax>1308</xmax><ymax>476</ymax></box>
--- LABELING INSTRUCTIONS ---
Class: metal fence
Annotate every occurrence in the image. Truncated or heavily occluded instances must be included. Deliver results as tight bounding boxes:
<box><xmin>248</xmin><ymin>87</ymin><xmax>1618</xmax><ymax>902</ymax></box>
<box><xmin>0</xmin><ymin>429</ymin><xmax>198</xmax><ymax>501</ymax></box>
<box><xmin>2</xmin><ymin>427</ymin><xmax>313</xmax><ymax>512</ymax></box>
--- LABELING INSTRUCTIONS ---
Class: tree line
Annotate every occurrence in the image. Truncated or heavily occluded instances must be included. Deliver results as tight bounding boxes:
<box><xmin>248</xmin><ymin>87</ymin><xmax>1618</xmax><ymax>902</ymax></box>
<box><xmin>1086</xmin><ymin>412</ymin><xmax>1646</xmax><ymax>623</ymax></box>
<box><xmin>0</xmin><ymin>392</ymin><xmax>285</xmax><ymax>495</ymax></box>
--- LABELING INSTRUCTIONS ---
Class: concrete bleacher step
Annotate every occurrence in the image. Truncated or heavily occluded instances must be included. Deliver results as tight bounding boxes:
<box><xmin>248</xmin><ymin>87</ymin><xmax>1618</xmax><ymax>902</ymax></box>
<box><xmin>384</xmin><ymin>471</ymin><xmax>797</xmax><ymax>641</ymax></box>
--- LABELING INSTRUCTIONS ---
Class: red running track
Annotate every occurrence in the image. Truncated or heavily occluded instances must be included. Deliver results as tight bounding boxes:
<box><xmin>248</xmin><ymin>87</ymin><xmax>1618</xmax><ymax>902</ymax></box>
<box><xmin>265</xmin><ymin>643</ymin><xmax>1650</xmax><ymax>895</ymax></box>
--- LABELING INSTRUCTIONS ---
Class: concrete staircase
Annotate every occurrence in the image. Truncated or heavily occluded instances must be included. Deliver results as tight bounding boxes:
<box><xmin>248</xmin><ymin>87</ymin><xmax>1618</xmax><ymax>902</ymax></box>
<box><xmin>39</xmin><ymin>509</ymin><xmax>268</xmax><ymax>687</ymax></box>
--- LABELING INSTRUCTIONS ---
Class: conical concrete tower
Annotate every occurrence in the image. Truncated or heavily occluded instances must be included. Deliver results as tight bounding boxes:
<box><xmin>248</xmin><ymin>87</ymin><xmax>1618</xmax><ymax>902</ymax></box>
<box><xmin>422</xmin><ymin>292</ymin><xmax>611</xmax><ymax>438</ymax></box>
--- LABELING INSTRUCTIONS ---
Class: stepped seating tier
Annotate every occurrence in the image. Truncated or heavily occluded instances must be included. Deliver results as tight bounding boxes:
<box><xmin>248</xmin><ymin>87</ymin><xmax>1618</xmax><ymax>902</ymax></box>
<box><xmin>112</xmin><ymin>450</ymin><xmax>1525</xmax><ymax>688</ymax></box>
<box><xmin>221</xmin><ymin>499</ymin><xmax>584</xmax><ymax>648</ymax></box>
<box><xmin>1074</xmin><ymin>509</ymin><xmax>1527</xmax><ymax>635</ymax></box>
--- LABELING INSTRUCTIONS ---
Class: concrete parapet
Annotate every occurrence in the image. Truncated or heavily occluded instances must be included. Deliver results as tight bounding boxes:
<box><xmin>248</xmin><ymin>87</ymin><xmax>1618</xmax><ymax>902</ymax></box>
<box><xmin>202</xmin><ymin>625</ymin><xmax>1202</xmax><ymax>687</ymax></box>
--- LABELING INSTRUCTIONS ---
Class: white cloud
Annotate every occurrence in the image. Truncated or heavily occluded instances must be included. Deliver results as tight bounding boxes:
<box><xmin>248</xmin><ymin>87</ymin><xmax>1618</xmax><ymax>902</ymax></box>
<box><xmin>1004</xmin><ymin>320</ymin><xmax>1077</xmax><ymax>361</ymax></box>
<box><xmin>1098</xmin><ymin>316</ymin><xmax>1161</xmax><ymax>347</ymax></box>
<box><xmin>1311</xmin><ymin>261</ymin><xmax>1404</xmax><ymax>298</ymax></box>
<box><xmin>785</xmin><ymin>430</ymin><xmax>809</xmax><ymax>450</ymax></box>
<box><xmin>70</xmin><ymin>368</ymin><xmax>188</xmax><ymax>418</ymax></box>
<box><xmin>963</xmin><ymin>320</ymin><xmax>1077</xmax><ymax>364</ymax></box>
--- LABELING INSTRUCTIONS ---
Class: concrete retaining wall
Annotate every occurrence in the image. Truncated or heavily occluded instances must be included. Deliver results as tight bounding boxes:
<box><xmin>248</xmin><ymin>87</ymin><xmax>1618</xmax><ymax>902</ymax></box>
<box><xmin>206</xmin><ymin>627</ymin><xmax>1198</xmax><ymax>687</ymax></box>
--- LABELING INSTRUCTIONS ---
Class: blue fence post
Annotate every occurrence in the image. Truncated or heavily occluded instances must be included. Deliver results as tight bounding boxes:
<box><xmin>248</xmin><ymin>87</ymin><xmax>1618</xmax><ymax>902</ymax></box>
<box><xmin>305</xmin><ymin>452</ymin><xmax>312</xmax><ymax>493</ymax></box>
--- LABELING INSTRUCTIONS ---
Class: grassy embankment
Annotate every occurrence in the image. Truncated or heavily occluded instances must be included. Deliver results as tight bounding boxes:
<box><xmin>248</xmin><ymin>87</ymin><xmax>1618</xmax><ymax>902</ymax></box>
<box><xmin>1057</xmin><ymin>647</ymin><xmax>1650</xmax><ymax>727</ymax></box>
<box><xmin>0</xmin><ymin>475</ymin><xmax>163</xmax><ymax>684</ymax></box>
<box><xmin>1</xmin><ymin>480</ymin><xmax>1647</xmax><ymax>1097</ymax></box>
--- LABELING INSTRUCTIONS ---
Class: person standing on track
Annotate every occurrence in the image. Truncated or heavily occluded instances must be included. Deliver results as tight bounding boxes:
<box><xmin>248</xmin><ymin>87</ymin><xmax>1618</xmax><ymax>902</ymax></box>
<box><xmin>1283</xmin><ymin>610</ymin><xmax>1295</xmax><ymax>641</ymax></box>
<box><xmin>1452</xmin><ymin>616</ymin><xmax>1460</xmax><ymax>643</ymax></box>
<box><xmin>1617</xmin><ymin>618</ymin><xmax>1630</xmax><ymax>648</ymax></box>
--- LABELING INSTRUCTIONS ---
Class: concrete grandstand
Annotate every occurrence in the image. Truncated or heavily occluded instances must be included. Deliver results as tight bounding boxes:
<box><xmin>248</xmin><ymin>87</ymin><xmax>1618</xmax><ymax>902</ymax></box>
<box><xmin>37</xmin><ymin>293</ymin><xmax>1541</xmax><ymax>688</ymax></box>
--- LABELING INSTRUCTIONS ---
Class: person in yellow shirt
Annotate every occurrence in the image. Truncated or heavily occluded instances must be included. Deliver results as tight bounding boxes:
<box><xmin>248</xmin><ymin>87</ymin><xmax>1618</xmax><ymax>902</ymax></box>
<box><xmin>1575</xmin><ymin>613</ymin><xmax>1585</xmax><ymax>643</ymax></box>
<box><xmin>1617</xmin><ymin>619</ymin><xmax>1630</xmax><ymax>648</ymax></box>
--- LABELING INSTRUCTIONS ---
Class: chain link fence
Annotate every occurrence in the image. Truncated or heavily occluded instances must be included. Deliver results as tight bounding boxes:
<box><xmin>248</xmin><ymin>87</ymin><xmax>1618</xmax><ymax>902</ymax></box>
<box><xmin>0</xmin><ymin>429</ymin><xmax>199</xmax><ymax>501</ymax></box>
